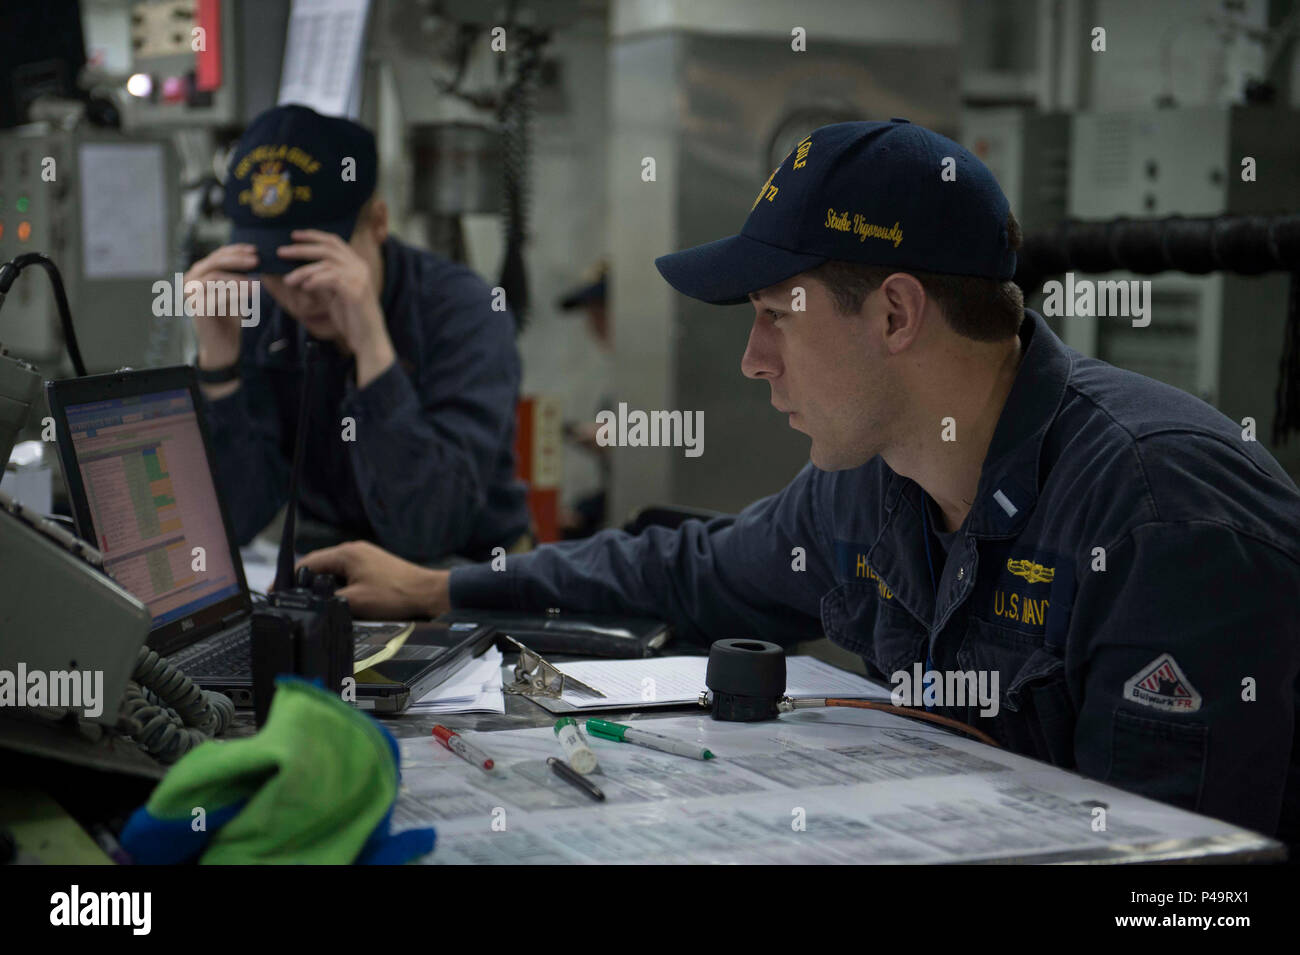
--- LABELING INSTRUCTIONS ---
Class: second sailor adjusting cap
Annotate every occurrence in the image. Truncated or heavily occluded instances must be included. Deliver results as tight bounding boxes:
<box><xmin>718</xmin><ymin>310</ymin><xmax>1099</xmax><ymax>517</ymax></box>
<box><xmin>653</xmin><ymin>118</ymin><xmax>1016</xmax><ymax>304</ymax></box>
<box><xmin>222</xmin><ymin>103</ymin><xmax>378</xmax><ymax>274</ymax></box>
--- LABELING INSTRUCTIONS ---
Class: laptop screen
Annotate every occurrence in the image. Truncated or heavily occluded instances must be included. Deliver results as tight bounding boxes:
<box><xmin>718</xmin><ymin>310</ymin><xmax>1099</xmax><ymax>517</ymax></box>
<box><xmin>62</xmin><ymin>388</ymin><xmax>242</xmax><ymax>628</ymax></box>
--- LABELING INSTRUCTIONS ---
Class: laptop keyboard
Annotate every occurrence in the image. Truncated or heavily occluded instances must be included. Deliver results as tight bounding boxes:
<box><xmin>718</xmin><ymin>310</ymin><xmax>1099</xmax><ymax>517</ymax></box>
<box><xmin>175</xmin><ymin>620</ymin><xmax>411</xmax><ymax>680</ymax></box>
<box><xmin>174</xmin><ymin>622</ymin><xmax>253</xmax><ymax>679</ymax></box>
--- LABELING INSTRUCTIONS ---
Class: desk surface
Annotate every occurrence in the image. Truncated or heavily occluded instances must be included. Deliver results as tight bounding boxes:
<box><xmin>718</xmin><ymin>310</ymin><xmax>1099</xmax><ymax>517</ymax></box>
<box><xmin>384</xmin><ymin>704</ymin><xmax>1284</xmax><ymax>865</ymax></box>
<box><xmin>6</xmin><ymin>658</ymin><xmax>1282</xmax><ymax>865</ymax></box>
<box><xmin>228</xmin><ymin>658</ymin><xmax>1286</xmax><ymax>866</ymax></box>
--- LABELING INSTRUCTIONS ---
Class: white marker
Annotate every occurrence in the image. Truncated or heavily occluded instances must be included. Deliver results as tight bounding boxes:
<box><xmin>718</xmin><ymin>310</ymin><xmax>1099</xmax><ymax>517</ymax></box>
<box><xmin>553</xmin><ymin>717</ymin><xmax>599</xmax><ymax>774</ymax></box>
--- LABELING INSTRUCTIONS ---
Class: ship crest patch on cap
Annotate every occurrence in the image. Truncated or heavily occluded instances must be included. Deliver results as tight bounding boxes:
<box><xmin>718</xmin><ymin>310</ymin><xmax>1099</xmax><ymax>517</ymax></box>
<box><xmin>232</xmin><ymin>144</ymin><xmax>320</xmax><ymax>219</ymax></box>
<box><xmin>246</xmin><ymin>161</ymin><xmax>293</xmax><ymax>217</ymax></box>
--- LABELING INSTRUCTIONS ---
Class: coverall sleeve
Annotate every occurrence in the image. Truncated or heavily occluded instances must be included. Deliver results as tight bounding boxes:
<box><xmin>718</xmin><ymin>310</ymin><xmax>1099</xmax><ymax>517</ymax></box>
<box><xmin>449</xmin><ymin>463</ymin><xmax>834</xmax><ymax>647</ymax></box>
<box><xmin>339</xmin><ymin>270</ymin><xmax>522</xmax><ymax>562</ymax></box>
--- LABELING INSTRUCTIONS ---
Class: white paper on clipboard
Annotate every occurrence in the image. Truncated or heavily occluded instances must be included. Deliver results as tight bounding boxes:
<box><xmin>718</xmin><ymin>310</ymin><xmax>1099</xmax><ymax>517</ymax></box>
<box><xmin>529</xmin><ymin>655</ymin><xmax>892</xmax><ymax>714</ymax></box>
<box><xmin>277</xmin><ymin>0</ymin><xmax>370</xmax><ymax>119</ymax></box>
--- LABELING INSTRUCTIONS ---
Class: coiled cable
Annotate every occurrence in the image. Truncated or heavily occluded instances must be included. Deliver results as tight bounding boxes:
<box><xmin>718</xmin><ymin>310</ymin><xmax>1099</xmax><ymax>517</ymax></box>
<box><xmin>117</xmin><ymin>646</ymin><xmax>235</xmax><ymax>763</ymax></box>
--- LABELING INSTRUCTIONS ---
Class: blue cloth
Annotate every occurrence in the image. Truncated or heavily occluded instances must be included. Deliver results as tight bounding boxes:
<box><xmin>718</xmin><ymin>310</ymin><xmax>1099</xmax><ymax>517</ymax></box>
<box><xmin>451</xmin><ymin>309</ymin><xmax>1300</xmax><ymax>844</ymax></box>
<box><xmin>203</xmin><ymin>236</ymin><xmax>530</xmax><ymax>562</ymax></box>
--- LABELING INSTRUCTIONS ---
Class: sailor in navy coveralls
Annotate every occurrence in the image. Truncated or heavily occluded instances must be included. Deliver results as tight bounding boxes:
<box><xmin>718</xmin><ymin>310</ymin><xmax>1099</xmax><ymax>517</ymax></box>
<box><xmin>303</xmin><ymin>120</ymin><xmax>1300</xmax><ymax>848</ymax></box>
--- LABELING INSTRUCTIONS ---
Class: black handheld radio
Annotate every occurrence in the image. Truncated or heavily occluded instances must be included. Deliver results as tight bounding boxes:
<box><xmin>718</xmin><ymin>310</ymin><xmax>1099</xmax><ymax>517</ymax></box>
<box><xmin>250</xmin><ymin>339</ymin><xmax>354</xmax><ymax>726</ymax></box>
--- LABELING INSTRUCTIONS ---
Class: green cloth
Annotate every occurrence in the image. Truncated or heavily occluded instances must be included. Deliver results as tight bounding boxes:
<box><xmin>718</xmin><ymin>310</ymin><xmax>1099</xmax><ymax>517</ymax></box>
<box><xmin>122</xmin><ymin>678</ymin><xmax>424</xmax><ymax>864</ymax></box>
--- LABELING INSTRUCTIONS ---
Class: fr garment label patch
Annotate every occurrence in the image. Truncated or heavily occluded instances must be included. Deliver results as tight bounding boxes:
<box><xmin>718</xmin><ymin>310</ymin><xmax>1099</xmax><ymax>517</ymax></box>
<box><xmin>1122</xmin><ymin>653</ymin><xmax>1203</xmax><ymax>714</ymax></box>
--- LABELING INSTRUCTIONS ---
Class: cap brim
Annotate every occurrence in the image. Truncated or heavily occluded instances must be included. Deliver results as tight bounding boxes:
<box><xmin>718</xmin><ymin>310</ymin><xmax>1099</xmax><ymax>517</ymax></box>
<box><xmin>228</xmin><ymin>212</ymin><xmax>360</xmax><ymax>275</ymax></box>
<box><xmin>654</xmin><ymin>233</ymin><xmax>827</xmax><ymax>305</ymax></box>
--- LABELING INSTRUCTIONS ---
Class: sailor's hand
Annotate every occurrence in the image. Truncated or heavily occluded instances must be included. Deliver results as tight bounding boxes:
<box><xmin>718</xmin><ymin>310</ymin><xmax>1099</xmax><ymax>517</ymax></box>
<box><xmin>185</xmin><ymin>243</ymin><xmax>258</xmax><ymax>368</ymax></box>
<box><xmin>297</xmin><ymin>541</ymin><xmax>450</xmax><ymax>620</ymax></box>
<box><xmin>277</xmin><ymin>229</ymin><xmax>395</xmax><ymax>387</ymax></box>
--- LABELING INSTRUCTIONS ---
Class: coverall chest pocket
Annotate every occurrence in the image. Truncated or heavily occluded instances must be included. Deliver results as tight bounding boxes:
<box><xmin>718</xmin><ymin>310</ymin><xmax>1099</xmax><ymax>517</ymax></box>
<box><xmin>821</xmin><ymin>579</ymin><xmax>926</xmax><ymax>681</ymax></box>
<box><xmin>956</xmin><ymin>617</ymin><xmax>1075</xmax><ymax>766</ymax></box>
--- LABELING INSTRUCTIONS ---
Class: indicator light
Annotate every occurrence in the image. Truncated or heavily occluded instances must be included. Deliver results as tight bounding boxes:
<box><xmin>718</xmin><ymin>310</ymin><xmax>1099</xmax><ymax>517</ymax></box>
<box><xmin>127</xmin><ymin>73</ymin><xmax>153</xmax><ymax>98</ymax></box>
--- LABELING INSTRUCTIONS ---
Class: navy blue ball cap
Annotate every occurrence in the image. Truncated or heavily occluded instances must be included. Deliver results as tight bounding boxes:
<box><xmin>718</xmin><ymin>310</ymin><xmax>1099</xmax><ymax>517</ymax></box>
<box><xmin>223</xmin><ymin>104</ymin><xmax>378</xmax><ymax>274</ymax></box>
<box><xmin>654</xmin><ymin>119</ymin><xmax>1016</xmax><ymax>305</ymax></box>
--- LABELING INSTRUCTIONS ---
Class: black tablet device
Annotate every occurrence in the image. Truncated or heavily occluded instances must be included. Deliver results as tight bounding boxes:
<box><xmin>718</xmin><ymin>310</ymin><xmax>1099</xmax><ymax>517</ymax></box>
<box><xmin>353</xmin><ymin>620</ymin><xmax>497</xmax><ymax>713</ymax></box>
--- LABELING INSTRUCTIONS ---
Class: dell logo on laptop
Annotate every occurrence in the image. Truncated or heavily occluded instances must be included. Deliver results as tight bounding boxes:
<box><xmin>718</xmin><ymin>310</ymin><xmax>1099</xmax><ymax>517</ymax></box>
<box><xmin>181</xmin><ymin>618</ymin><xmax>194</xmax><ymax>631</ymax></box>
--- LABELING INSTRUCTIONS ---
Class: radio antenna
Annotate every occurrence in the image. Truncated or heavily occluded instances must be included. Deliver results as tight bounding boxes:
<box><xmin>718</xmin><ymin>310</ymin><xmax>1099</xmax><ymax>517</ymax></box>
<box><xmin>274</xmin><ymin>338</ymin><xmax>319</xmax><ymax>592</ymax></box>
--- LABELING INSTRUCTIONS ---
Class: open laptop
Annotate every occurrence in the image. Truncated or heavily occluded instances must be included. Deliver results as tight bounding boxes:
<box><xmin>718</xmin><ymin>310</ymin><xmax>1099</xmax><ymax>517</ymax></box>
<box><xmin>46</xmin><ymin>365</ymin><xmax>493</xmax><ymax>711</ymax></box>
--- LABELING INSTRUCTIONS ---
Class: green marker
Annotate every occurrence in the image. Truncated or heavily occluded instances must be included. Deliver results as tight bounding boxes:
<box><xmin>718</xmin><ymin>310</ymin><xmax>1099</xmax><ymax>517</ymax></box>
<box><xmin>586</xmin><ymin>718</ymin><xmax>715</xmax><ymax>761</ymax></box>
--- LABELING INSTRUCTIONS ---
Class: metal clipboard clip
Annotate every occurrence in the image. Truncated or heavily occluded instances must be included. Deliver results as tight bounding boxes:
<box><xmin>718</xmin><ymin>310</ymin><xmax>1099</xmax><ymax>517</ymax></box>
<box><xmin>502</xmin><ymin>636</ymin><xmax>606</xmax><ymax>699</ymax></box>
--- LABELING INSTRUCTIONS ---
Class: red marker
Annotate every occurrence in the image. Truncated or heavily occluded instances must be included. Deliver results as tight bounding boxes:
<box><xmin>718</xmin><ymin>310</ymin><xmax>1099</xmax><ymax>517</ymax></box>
<box><xmin>432</xmin><ymin>724</ymin><xmax>495</xmax><ymax>772</ymax></box>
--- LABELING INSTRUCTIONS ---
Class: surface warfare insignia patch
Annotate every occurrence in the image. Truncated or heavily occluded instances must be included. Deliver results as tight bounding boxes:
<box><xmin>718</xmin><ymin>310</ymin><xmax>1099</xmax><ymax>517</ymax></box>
<box><xmin>1006</xmin><ymin>558</ymin><xmax>1053</xmax><ymax>584</ymax></box>
<box><xmin>1123</xmin><ymin>654</ymin><xmax>1202</xmax><ymax>713</ymax></box>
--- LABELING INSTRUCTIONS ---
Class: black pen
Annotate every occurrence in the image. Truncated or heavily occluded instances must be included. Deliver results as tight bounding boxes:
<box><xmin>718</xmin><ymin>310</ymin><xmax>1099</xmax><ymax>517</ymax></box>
<box><xmin>547</xmin><ymin>756</ymin><xmax>605</xmax><ymax>801</ymax></box>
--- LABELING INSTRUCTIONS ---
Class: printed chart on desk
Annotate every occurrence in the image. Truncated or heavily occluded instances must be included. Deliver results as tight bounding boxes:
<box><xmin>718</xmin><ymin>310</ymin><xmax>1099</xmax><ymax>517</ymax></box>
<box><xmin>393</xmin><ymin>708</ymin><xmax>1272</xmax><ymax>864</ymax></box>
<box><xmin>65</xmin><ymin>390</ymin><xmax>241</xmax><ymax>627</ymax></box>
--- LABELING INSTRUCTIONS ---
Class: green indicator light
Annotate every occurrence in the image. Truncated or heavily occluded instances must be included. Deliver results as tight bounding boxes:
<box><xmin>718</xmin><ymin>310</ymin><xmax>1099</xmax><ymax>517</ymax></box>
<box><xmin>16</xmin><ymin>196</ymin><xmax>29</xmax><ymax>213</ymax></box>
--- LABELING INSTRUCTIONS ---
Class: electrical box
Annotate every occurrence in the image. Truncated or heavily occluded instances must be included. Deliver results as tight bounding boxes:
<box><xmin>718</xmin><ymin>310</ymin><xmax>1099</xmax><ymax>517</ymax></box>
<box><xmin>1066</xmin><ymin>106</ymin><xmax>1300</xmax><ymax>478</ymax></box>
<box><xmin>0</xmin><ymin>136</ymin><xmax>62</xmax><ymax>357</ymax></box>
<box><xmin>960</xmin><ymin>108</ymin><xmax>1071</xmax><ymax>235</ymax></box>
<box><xmin>125</xmin><ymin>0</ymin><xmax>290</xmax><ymax>129</ymax></box>
<box><xmin>0</xmin><ymin>127</ymin><xmax>184</xmax><ymax>378</ymax></box>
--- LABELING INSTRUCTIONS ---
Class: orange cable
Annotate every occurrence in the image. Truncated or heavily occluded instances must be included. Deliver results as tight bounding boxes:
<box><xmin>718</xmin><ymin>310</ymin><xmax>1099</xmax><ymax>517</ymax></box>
<box><xmin>823</xmin><ymin>698</ymin><xmax>1001</xmax><ymax>748</ymax></box>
